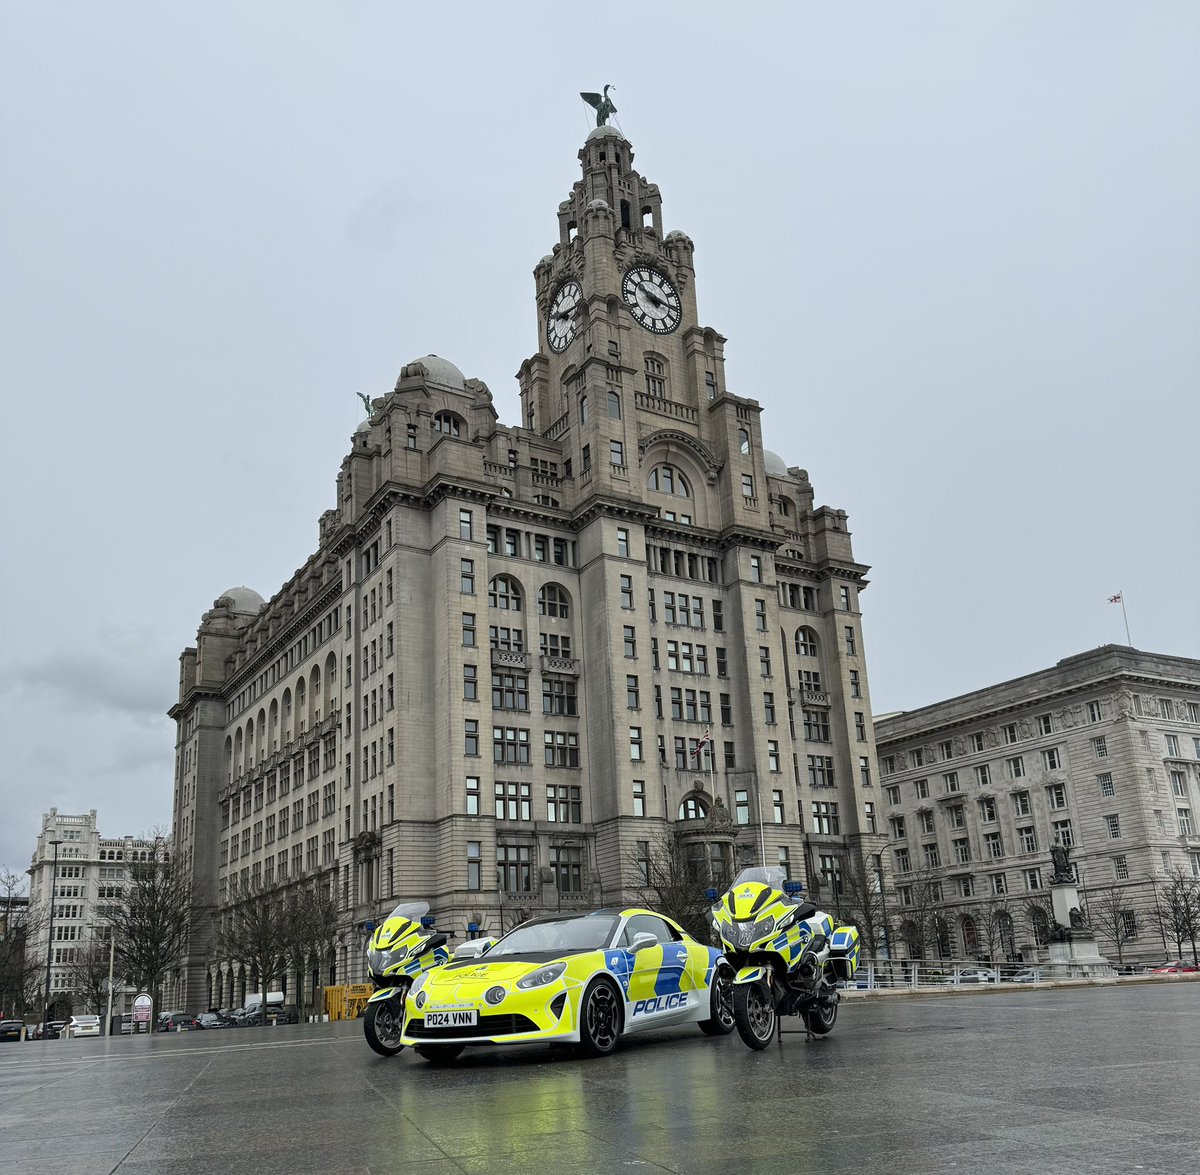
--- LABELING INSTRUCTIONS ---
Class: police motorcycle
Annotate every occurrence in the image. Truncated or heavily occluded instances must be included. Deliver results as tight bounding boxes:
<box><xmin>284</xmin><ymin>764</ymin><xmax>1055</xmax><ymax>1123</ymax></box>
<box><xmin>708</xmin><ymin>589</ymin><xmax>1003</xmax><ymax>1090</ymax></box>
<box><xmin>710</xmin><ymin>867</ymin><xmax>860</xmax><ymax>1050</ymax></box>
<box><xmin>363</xmin><ymin>901</ymin><xmax>451</xmax><ymax>1057</ymax></box>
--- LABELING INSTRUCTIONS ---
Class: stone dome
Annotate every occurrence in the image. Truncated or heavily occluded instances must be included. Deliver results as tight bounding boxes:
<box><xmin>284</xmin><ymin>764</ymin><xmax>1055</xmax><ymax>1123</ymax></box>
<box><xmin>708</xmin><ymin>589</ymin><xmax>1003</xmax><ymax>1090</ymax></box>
<box><xmin>586</xmin><ymin>124</ymin><xmax>626</xmax><ymax>142</ymax></box>
<box><xmin>219</xmin><ymin>586</ymin><xmax>266</xmax><ymax>614</ymax></box>
<box><xmin>763</xmin><ymin>450</ymin><xmax>789</xmax><ymax>478</ymax></box>
<box><xmin>355</xmin><ymin>418</ymin><xmax>372</xmax><ymax>434</ymax></box>
<box><xmin>587</xmin><ymin>198</ymin><xmax>610</xmax><ymax>211</ymax></box>
<box><xmin>408</xmin><ymin>354</ymin><xmax>466</xmax><ymax>390</ymax></box>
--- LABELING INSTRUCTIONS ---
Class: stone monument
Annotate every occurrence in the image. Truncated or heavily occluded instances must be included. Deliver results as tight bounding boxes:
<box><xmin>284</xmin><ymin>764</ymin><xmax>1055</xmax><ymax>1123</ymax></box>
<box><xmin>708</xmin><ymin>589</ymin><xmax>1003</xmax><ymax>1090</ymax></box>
<box><xmin>1046</xmin><ymin>845</ymin><xmax>1113</xmax><ymax>978</ymax></box>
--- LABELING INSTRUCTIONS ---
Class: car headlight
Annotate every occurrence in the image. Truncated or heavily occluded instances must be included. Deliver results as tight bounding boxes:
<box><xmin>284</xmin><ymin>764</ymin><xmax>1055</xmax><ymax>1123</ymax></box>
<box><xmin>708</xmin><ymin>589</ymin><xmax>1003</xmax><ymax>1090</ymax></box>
<box><xmin>516</xmin><ymin>962</ymin><xmax>566</xmax><ymax>989</ymax></box>
<box><xmin>409</xmin><ymin>972</ymin><xmax>429</xmax><ymax>997</ymax></box>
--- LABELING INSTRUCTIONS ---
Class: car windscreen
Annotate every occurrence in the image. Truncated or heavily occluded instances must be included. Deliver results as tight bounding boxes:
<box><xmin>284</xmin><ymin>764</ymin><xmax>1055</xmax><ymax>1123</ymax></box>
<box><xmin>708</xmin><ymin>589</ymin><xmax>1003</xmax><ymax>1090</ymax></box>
<box><xmin>489</xmin><ymin>915</ymin><xmax>619</xmax><ymax>956</ymax></box>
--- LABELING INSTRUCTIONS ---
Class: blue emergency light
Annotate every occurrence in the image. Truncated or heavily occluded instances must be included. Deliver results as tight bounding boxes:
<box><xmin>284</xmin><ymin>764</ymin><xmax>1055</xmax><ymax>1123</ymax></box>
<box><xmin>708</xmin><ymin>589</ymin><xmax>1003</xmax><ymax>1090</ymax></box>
<box><xmin>783</xmin><ymin>880</ymin><xmax>805</xmax><ymax>895</ymax></box>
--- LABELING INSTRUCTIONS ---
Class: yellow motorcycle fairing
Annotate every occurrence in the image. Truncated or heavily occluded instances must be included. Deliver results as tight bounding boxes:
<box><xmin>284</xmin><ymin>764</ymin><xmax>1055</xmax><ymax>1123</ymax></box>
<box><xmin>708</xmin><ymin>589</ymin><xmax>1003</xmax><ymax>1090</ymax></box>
<box><xmin>734</xmin><ymin>965</ymin><xmax>768</xmax><ymax>985</ymax></box>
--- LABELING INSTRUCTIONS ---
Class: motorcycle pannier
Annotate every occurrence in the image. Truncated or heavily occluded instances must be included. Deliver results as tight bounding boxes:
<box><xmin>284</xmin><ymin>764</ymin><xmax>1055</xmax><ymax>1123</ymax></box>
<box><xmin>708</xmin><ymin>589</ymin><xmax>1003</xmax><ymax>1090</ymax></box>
<box><xmin>827</xmin><ymin>925</ymin><xmax>861</xmax><ymax>981</ymax></box>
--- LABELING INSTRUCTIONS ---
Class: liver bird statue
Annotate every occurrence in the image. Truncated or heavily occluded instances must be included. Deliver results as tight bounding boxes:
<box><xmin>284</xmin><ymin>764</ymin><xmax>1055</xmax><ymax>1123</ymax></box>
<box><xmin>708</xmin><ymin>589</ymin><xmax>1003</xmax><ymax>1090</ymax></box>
<box><xmin>580</xmin><ymin>85</ymin><xmax>617</xmax><ymax>127</ymax></box>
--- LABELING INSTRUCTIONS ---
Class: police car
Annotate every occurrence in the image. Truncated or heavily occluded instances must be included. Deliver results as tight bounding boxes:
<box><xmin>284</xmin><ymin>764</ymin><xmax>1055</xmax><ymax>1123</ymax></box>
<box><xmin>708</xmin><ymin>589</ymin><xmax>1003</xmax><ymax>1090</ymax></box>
<box><xmin>400</xmin><ymin>908</ymin><xmax>734</xmax><ymax>1062</ymax></box>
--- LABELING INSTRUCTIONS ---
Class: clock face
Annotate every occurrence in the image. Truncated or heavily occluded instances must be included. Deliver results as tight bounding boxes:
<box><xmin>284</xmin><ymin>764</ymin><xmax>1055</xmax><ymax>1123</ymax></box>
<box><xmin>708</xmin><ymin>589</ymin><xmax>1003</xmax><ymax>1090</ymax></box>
<box><xmin>621</xmin><ymin>266</ymin><xmax>682</xmax><ymax>334</ymax></box>
<box><xmin>547</xmin><ymin>280</ymin><xmax>583</xmax><ymax>353</ymax></box>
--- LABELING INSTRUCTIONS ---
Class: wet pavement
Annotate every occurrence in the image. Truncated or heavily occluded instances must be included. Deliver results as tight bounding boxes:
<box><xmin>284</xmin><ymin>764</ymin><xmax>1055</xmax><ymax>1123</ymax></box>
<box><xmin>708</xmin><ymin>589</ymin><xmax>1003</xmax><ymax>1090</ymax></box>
<box><xmin>1</xmin><ymin>983</ymin><xmax>1198</xmax><ymax>1174</ymax></box>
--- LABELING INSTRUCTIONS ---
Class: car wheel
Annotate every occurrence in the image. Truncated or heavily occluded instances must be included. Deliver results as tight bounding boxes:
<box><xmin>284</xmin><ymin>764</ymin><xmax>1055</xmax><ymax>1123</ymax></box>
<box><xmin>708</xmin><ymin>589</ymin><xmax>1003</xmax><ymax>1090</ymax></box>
<box><xmin>699</xmin><ymin>965</ymin><xmax>735</xmax><ymax>1036</ymax></box>
<box><xmin>733</xmin><ymin>980</ymin><xmax>776</xmax><ymax>1051</ymax></box>
<box><xmin>415</xmin><ymin>1044</ymin><xmax>464</xmax><ymax>1065</ymax></box>
<box><xmin>363</xmin><ymin>984</ymin><xmax>409</xmax><ymax>1058</ymax></box>
<box><xmin>578</xmin><ymin>978</ymin><xmax>622</xmax><ymax>1057</ymax></box>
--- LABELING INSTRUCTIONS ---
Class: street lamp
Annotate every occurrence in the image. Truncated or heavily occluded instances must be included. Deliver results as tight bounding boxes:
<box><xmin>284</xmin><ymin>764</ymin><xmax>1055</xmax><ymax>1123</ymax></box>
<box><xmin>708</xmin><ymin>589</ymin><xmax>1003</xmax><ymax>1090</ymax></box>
<box><xmin>43</xmin><ymin>838</ymin><xmax>63</xmax><ymax>1036</ymax></box>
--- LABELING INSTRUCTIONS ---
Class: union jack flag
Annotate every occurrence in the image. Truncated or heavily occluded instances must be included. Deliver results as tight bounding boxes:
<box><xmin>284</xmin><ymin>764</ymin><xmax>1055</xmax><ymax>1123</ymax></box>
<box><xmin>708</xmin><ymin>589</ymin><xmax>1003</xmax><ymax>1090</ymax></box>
<box><xmin>691</xmin><ymin>730</ymin><xmax>712</xmax><ymax>757</ymax></box>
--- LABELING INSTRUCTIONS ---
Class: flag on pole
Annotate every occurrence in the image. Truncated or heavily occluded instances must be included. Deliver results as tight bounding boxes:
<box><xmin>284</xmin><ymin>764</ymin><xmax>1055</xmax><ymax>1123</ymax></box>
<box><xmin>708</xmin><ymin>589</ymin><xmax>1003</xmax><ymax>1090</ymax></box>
<box><xmin>1108</xmin><ymin>594</ymin><xmax>1123</xmax><ymax>604</ymax></box>
<box><xmin>691</xmin><ymin>729</ymin><xmax>711</xmax><ymax>757</ymax></box>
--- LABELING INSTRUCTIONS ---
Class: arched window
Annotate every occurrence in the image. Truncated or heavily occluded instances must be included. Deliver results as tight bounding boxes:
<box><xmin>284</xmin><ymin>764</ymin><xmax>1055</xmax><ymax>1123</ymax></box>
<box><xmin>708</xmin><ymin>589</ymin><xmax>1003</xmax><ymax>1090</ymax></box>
<box><xmin>996</xmin><ymin>911</ymin><xmax>1016</xmax><ymax>958</ymax></box>
<box><xmin>431</xmin><ymin>411</ymin><xmax>463</xmax><ymax>437</ymax></box>
<box><xmin>795</xmin><ymin>627</ymin><xmax>819</xmax><ymax>657</ymax></box>
<box><xmin>678</xmin><ymin>795</ymin><xmax>709</xmax><ymax>821</ymax></box>
<box><xmin>902</xmin><ymin>921</ymin><xmax>923</xmax><ymax>960</ymax></box>
<box><xmin>1030</xmin><ymin>906</ymin><xmax>1051</xmax><ymax>947</ymax></box>
<box><xmin>488</xmin><ymin>575</ymin><xmax>523</xmax><ymax>612</ymax></box>
<box><xmin>538</xmin><ymin>584</ymin><xmax>570</xmax><ymax>619</ymax></box>
<box><xmin>961</xmin><ymin>915</ymin><xmax>979</xmax><ymax>955</ymax></box>
<box><xmin>738</xmin><ymin>428</ymin><xmax>750</xmax><ymax>455</ymax></box>
<box><xmin>648</xmin><ymin>464</ymin><xmax>691</xmax><ymax>498</ymax></box>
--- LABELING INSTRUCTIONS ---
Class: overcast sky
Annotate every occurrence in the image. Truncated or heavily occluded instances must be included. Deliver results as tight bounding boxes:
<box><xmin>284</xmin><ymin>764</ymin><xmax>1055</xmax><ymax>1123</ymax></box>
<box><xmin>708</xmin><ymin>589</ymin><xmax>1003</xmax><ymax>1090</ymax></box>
<box><xmin>2</xmin><ymin>2</ymin><xmax>1196</xmax><ymax>879</ymax></box>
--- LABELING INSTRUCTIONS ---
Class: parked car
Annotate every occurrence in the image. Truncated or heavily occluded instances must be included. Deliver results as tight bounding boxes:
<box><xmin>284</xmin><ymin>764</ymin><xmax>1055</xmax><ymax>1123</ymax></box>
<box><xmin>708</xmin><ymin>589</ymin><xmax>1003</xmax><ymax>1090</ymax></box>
<box><xmin>68</xmin><ymin>1015</ymin><xmax>101</xmax><ymax>1037</ymax></box>
<box><xmin>120</xmin><ymin>1013</ymin><xmax>133</xmax><ymax>1034</ymax></box>
<box><xmin>0</xmin><ymin>1020</ymin><xmax>24</xmax><ymax>1042</ymax></box>
<box><xmin>271</xmin><ymin>1005</ymin><xmax>300</xmax><ymax>1025</ymax></box>
<box><xmin>1150</xmin><ymin>960</ymin><xmax>1199</xmax><ymax>974</ymax></box>
<box><xmin>954</xmin><ymin>968</ymin><xmax>998</xmax><ymax>983</ymax></box>
<box><xmin>156</xmin><ymin>1010</ymin><xmax>186</xmax><ymax>1031</ymax></box>
<box><xmin>158</xmin><ymin>1012</ymin><xmax>201</xmax><ymax>1032</ymax></box>
<box><xmin>196</xmin><ymin>1012</ymin><xmax>230</xmax><ymax>1029</ymax></box>
<box><xmin>30</xmin><ymin>1021</ymin><xmax>66</xmax><ymax>1040</ymax></box>
<box><xmin>1009</xmin><ymin>968</ymin><xmax>1043</xmax><ymax>983</ymax></box>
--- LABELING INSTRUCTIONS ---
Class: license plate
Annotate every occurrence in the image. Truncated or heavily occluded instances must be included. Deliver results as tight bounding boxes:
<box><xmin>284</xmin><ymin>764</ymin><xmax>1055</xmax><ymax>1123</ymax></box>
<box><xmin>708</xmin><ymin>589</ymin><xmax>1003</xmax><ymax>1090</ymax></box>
<box><xmin>424</xmin><ymin>1009</ymin><xmax>478</xmax><ymax>1027</ymax></box>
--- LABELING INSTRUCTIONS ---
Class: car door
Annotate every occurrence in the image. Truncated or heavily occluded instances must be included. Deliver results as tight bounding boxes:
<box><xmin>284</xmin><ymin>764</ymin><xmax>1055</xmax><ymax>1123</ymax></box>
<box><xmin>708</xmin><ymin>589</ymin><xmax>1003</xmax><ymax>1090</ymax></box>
<box><xmin>619</xmin><ymin>914</ymin><xmax>692</xmax><ymax>1033</ymax></box>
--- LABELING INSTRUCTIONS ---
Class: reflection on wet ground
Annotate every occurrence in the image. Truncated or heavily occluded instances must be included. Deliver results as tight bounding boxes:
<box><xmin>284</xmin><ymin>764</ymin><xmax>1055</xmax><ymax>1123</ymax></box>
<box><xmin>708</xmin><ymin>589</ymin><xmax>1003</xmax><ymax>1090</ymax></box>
<box><xmin>2</xmin><ymin>984</ymin><xmax>1198</xmax><ymax>1173</ymax></box>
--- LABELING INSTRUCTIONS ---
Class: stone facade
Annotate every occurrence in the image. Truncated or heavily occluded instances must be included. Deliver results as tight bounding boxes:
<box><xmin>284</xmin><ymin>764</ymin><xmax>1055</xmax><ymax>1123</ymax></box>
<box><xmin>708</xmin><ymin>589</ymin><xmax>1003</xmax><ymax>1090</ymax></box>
<box><xmin>168</xmin><ymin>127</ymin><xmax>884</xmax><ymax>1006</ymax></box>
<box><xmin>26</xmin><ymin>808</ymin><xmax>155</xmax><ymax>1016</ymax></box>
<box><xmin>873</xmin><ymin>646</ymin><xmax>1200</xmax><ymax>967</ymax></box>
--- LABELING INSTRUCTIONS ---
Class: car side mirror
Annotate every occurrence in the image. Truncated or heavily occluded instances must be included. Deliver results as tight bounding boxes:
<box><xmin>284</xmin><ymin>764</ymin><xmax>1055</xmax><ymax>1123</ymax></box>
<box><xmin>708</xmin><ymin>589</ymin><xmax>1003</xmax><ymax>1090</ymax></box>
<box><xmin>630</xmin><ymin>932</ymin><xmax>658</xmax><ymax>952</ymax></box>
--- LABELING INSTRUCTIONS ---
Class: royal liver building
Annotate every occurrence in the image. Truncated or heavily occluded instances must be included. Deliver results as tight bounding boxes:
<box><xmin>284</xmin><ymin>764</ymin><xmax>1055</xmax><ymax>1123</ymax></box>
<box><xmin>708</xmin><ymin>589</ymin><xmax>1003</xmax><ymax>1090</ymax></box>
<box><xmin>169</xmin><ymin>121</ymin><xmax>884</xmax><ymax>1008</ymax></box>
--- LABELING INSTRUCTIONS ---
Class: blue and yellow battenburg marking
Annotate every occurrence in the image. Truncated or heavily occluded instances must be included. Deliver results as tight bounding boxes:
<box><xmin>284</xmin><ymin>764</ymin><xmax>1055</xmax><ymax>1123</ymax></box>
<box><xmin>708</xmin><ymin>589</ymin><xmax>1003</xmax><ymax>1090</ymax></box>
<box><xmin>399</xmin><ymin>908</ymin><xmax>726</xmax><ymax>1047</ymax></box>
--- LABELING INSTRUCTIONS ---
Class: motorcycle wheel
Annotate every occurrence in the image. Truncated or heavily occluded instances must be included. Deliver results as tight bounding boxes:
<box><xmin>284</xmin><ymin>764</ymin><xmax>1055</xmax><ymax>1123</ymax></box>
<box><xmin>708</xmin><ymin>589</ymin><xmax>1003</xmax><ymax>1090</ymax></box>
<box><xmin>363</xmin><ymin>984</ymin><xmax>409</xmax><ymax>1058</ymax></box>
<box><xmin>415</xmin><ymin>1044</ymin><xmax>464</xmax><ymax>1065</ymax></box>
<box><xmin>733</xmin><ymin>980</ymin><xmax>776</xmax><ymax>1050</ymax></box>
<box><xmin>804</xmin><ymin>998</ymin><xmax>837</xmax><ymax>1036</ymax></box>
<box><xmin>699</xmin><ymin>966</ymin><xmax>735</xmax><ymax>1035</ymax></box>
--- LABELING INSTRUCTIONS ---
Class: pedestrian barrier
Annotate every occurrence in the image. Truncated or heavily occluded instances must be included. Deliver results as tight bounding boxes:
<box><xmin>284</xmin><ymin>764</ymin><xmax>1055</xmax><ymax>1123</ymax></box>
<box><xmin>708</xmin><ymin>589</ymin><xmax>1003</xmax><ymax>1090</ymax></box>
<box><xmin>323</xmin><ymin>984</ymin><xmax>374</xmax><ymax>1020</ymax></box>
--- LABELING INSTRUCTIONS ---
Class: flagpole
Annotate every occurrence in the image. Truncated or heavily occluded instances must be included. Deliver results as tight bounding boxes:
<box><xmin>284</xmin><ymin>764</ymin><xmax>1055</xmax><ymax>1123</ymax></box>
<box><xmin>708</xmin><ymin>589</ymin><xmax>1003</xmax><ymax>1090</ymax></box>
<box><xmin>1110</xmin><ymin>591</ymin><xmax>1132</xmax><ymax>645</ymax></box>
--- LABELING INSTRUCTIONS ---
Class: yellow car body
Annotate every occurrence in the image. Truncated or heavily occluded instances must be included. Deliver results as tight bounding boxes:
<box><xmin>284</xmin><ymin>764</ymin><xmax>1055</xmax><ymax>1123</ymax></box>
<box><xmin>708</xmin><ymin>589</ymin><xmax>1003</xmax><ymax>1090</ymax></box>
<box><xmin>400</xmin><ymin>908</ymin><xmax>730</xmax><ymax>1055</ymax></box>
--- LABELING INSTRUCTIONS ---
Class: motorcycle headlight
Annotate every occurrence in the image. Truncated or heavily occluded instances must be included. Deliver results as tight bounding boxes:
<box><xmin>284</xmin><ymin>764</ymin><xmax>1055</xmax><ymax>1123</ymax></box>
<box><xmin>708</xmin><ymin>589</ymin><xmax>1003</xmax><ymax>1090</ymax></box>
<box><xmin>516</xmin><ymin>962</ymin><xmax>566</xmax><ymax>989</ymax></box>
<box><xmin>367</xmin><ymin>946</ymin><xmax>391</xmax><ymax>976</ymax></box>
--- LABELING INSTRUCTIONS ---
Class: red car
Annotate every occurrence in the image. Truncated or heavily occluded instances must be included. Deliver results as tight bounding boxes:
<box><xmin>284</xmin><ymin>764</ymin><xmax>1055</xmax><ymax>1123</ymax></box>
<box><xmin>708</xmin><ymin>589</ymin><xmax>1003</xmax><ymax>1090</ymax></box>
<box><xmin>1150</xmin><ymin>960</ymin><xmax>1199</xmax><ymax>974</ymax></box>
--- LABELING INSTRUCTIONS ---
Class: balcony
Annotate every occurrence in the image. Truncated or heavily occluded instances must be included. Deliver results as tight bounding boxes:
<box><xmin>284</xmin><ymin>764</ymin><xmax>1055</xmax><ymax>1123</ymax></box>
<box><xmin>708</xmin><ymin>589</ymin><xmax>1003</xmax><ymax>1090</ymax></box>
<box><xmin>801</xmin><ymin>690</ymin><xmax>830</xmax><ymax>707</ymax></box>
<box><xmin>540</xmin><ymin>655</ymin><xmax>579</xmax><ymax>676</ymax></box>
<box><xmin>491</xmin><ymin>648</ymin><xmax>530</xmax><ymax>671</ymax></box>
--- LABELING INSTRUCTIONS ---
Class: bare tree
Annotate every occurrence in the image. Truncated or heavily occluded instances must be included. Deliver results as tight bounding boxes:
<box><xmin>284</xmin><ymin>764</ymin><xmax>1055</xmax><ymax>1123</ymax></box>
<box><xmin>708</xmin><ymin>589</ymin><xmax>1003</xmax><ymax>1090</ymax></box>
<box><xmin>281</xmin><ymin>874</ymin><xmax>340</xmax><ymax>1021</ymax></box>
<box><xmin>894</xmin><ymin>869</ymin><xmax>946</xmax><ymax>960</ymax></box>
<box><xmin>1</xmin><ymin>868</ymin><xmax>44</xmax><ymax>1020</ymax></box>
<box><xmin>1153</xmin><ymin>866</ymin><xmax>1200</xmax><ymax>964</ymax></box>
<box><xmin>105</xmin><ymin>845</ymin><xmax>192</xmax><ymax>1015</ymax></box>
<box><xmin>1088</xmin><ymin>885</ymin><xmax>1138</xmax><ymax>964</ymax></box>
<box><xmin>64</xmin><ymin>934</ymin><xmax>112</xmax><ymax>1015</ymax></box>
<box><xmin>836</xmin><ymin>852</ymin><xmax>891</xmax><ymax>958</ymax></box>
<box><xmin>214</xmin><ymin>877</ymin><xmax>289</xmax><ymax>1001</ymax></box>
<box><xmin>974</xmin><ymin>893</ymin><xmax>1015</xmax><ymax>964</ymax></box>
<box><xmin>1019</xmin><ymin>893</ymin><xmax>1054</xmax><ymax>954</ymax></box>
<box><xmin>627</xmin><ymin>831</ymin><xmax>718</xmax><ymax>943</ymax></box>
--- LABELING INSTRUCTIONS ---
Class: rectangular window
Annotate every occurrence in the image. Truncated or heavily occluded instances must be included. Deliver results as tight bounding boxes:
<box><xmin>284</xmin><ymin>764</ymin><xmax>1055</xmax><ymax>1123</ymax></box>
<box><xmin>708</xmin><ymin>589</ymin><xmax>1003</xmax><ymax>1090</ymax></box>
<box><xmin>494</xmin><ymin>781</ymin><xmax>532</xmax><ymax>821</ymax></box>
<box><xmin>767</xmin><ymin>741</ymin><xmax>781</xmax><ymax>773</ymax></box>
<box><xmin>849</xmin><ymin>670</ymin><xmax>861</xmax><ymax>698</ymax></box>
<box><xmin>991</xmin><ymin>873</ymin><xmax>1007</xmax><ymax>896</ymax></box>
<box><xmin>1047</xmin><ymin>783</ymin><xmax>1067</xmax><ymax>810</ymax></box>
<box><xmin>629</xmin><ymin>727</ymin><xmax>643</xmax><ymax>761</ymax></box>
<box><xmin>975</xmin><ymin>764</ymin><xmax>991</xmax><ymax>787</ymax></box>
<box><xmin>466</xmin><ymin>841</ymin><xmax>481</xmax><ymax>890</ymax></box>
<box><xmin>632</xmin><ymin>780</ymin><xmax>646</xmax><ymax>817</ymax></box>
<box><xmin>953</xmin><ymin>838</ymin><xmax>971</xmax><ymax>864</ymax></box>
<box><xmin>544</xmin><ymin>731</ymin><xmax>580</xmax><ymax>768</ymax></box>
<box><xmin>620</xmin><ymin>574</ymin><xmax>634</xmax><ymax>609</ymax></box>
<box><xmin>808</xmin><ymin>755</ymin><xmax>835</xmax><ymax>789</ymax></box>
<box><xmin>459</xmin><ymin>509</ymin><xmax>473</xmax><ymax>541</ymax></box>
<box><xmin>623</xmin><ymin>626</ymin><xmax>637</xmax><ymax>657</ymax></box>
<box><xmin>1006</xmin><ymin>756</ymin><xmax>1025</xmax><ymax>779</ymax></box>
<box><xmin>811</xmin><ymin>801</ymin><xmax>840</xmax><ymax>835</ymax></box>
<box><xmin>1003</xmin><ymin>723</ymin><xmax>1019</xmax><ymax>745</ymax></box>
<box><xmin>610</xmin><ymin>440</ymin><xmax>625</xmax><ymax>467</ymax></box>
<box><xmin>1179</xmin><ymin>808</ymin><xmax>1195</xmax><ymax>836</ymax></box>
<box><xmin>617</xmin><ymin>527</ymin><xmax>630</xmax><ymax>558</ymax></box>
<box><xmin>464</xmin><ymin>719</ymin><xmax>479</xmax><ymax>756</ymax></box>
<box><xmin>1098</xmin><ymin>772</ymin><xmax>1115</xmax><ymax>797</ymax></box>
<box><xmin>844</xmin><ymin>626</ymin><xmax>856</xmax><ymax>656</ymax></box>
<box><xmin>1018</xmin><ymin>826</ymin><xmax>1037</xmax><ymax>853</ymax></box>
<box><xmin>859</xmin><ymin>757</ymin><xmax>872</xmax><ymax>789</ymax></box>
<box><xmin>919</xmin><ymin>810</ymin><xmax>935</xmax><ymax>835</ymax></box>
<box><xmin>755</xmin><ymin>599</ymin><xmax>767</xmax><ymax>631</ymax></box>
<box><xmin>971</xmin><ymin>733</ymin><xmax>985</xmax><ymax>753</ymax></box>
<box><xmin>1052</xmin><ymin>819</ymin><xmax>1073</xmax><ymax>847</ymax></box>
<box><xmin>742</xmin><ymin>474</ymin><xmax>755</xmax><ymax>498</ymax></box>
<box><xmin>1012</xmin><ymin>790</ymin><xmax>1031</xmax><ymax>817</ymax></box>
<box><xmin>914</xmin><ymin>779</ymin><xmax>929</xmax><ymax>799</ymax></box>
<box><xmin>1087</xmin><ymin>701</ymin><xmax>1102</xmax><ymax>723</ymax></box>
<box><xmin>462</xmin><ymin>612</ymin><xmax>476</xmax><ymax>647</ymax></box>
<box><xmin>1092</xmin><ymin>736</ymin><xmax>1108</xmax><ymax>758</ymax></box>
<box><xmin>1043</xmin><ymin>747</ymin><xmax>1062</xmax><ymax>771</ymax></box>
<box><xmin>759</xmin><ymin>647</ymin><xmax>771</xmax><ymax>677</ymax></box>
<box><xmin>943</xmin><ymin>772</ymin><xmax>960</xmax><ymax>794</ymax></box>
<box><xmin>1166</xmin><ymin>734</ymin><xmax>1180</xmax><ymax>757</ymax></box>
<box><xmin>984</xmin><ymin>831</ymin><xmax>1004</xmax><ymax>859</ymax></box>
<box><xmin>547</xmin><ymin>784</ymin><xmax>582</xmax><ymax>823</ymax></box>
<box><xmin>497</xmin><ymin>844</ymin><xmax>533</xmax><ymax>892</ymax></box>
